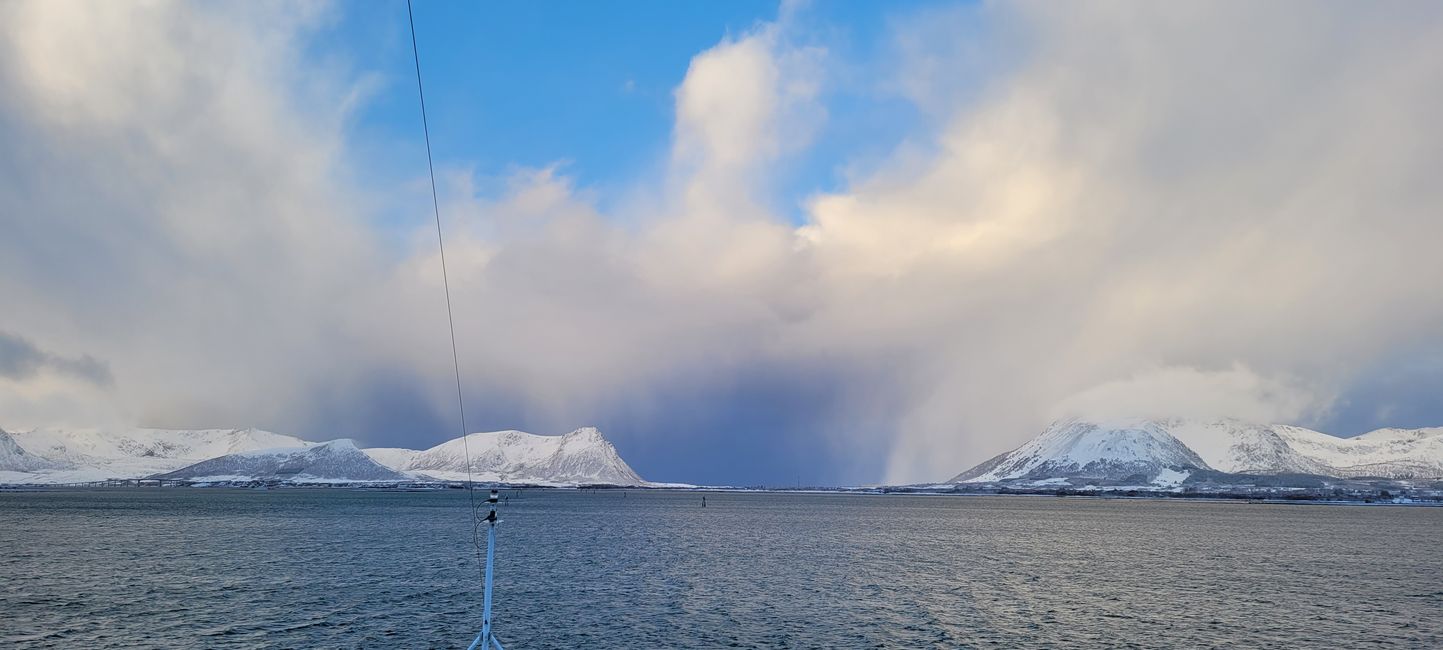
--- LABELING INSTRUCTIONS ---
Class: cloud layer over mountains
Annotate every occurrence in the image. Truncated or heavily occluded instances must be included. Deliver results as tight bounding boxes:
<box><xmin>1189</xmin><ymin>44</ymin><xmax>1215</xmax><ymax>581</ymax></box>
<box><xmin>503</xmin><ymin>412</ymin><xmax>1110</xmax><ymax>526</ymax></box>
<box><xmin>3</xmin><ymin>1</ymin><xmax>1442</xmax><ymax>484</ymax></box>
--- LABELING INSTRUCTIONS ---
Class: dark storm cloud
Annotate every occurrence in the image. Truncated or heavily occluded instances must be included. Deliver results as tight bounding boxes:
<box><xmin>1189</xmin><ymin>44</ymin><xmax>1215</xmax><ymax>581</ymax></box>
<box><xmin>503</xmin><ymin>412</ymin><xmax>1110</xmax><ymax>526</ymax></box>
<box><xmin>297</xmin><ymin>371</ymin><xmax>454</xmax><ymax>449</ymax></box>
<box><xmin>588</xmin><ymin>361</ymin><xmax>896</xmax><ymax>487</ymax></box>
<box><xmin>0</xmin><ymin>331</ymin><xmax>112</xmax><ymax>386</ymax></box>
<box><xmin>0</xmin><ymin>332</ymin><xmax>45</xmax><ymax>379</ymax></box>
<box><xmin>1320</xmin><ymin>351</ymin><xmax>1443</xmax><ymax>436</ymax></box>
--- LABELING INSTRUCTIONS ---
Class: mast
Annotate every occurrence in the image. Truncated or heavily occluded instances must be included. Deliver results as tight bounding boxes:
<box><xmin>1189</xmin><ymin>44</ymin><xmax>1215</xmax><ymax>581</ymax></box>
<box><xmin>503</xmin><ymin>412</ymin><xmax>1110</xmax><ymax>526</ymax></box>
<box><xmin>468</xmin><ymin>489</ymin><xmax>505</xmax><ymax>650</ymax></box>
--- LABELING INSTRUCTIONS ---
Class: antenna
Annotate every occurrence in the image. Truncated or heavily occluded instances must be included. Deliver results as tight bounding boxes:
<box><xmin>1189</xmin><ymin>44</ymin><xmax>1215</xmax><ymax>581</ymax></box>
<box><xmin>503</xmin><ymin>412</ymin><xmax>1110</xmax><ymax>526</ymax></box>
<box><xmin>468</xmin><ymin>489</ymin><xmax>506</xmax><ymax>650</ymax></box>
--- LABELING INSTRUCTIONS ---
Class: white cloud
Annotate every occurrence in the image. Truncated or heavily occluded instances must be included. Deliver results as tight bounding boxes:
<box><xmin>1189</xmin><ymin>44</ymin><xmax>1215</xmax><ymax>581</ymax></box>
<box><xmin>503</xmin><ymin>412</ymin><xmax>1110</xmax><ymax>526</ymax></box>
<box><xmin>671</xmin><ymin>19</ymin><xmax>826</xmax><ymax>219</ymax></box>
<box><xmin>0</xmin><ymin>0</ymin><xmax>378</xmax><ymax>430</ymax></box>
<box><xmin>1051</xmin><ymin>365</ymin><xmax>1327</xmax><ymax>426</ymax></box>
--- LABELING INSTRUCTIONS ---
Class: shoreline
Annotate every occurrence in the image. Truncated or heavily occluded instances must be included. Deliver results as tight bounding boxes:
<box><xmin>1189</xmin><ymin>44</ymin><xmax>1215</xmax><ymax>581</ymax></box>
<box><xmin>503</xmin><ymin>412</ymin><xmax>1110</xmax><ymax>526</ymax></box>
<box><xmin>4</xmin><ymin>482</ymin><xmax>1441</xmax><ymax>507</ymax></box>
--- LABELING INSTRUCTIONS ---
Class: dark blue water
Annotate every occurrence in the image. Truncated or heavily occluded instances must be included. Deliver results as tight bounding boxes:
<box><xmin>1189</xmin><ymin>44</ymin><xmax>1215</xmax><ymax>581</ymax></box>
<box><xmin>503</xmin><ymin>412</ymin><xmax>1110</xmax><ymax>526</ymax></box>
<box><xmin>2</xmin><ymin>489</ymin><xmax>1440</xmax><ymax>648</ymax></box>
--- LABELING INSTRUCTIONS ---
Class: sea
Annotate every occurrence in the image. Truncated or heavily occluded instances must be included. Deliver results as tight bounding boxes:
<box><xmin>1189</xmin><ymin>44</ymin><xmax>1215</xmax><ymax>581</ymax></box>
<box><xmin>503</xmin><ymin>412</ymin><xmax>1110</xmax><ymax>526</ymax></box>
<box><xmin>2</xmin><ymin>489</ymin><xmax>1440</xmax><ymax>648</ymax></box>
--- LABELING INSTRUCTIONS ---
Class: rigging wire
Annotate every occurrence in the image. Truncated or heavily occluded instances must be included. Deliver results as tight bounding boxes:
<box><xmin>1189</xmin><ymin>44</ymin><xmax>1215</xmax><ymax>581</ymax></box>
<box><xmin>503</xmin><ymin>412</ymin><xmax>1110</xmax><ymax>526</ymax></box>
<box><xmin>406</xmin><ymin>0</ymin><xmax>486</xmax><ymax>585</ymax></box>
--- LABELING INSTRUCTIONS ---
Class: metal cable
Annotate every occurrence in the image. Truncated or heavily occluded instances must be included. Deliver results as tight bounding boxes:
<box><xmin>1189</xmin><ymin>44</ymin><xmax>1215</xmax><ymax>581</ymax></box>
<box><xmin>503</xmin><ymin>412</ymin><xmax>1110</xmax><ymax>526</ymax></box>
<box><xmin>406</xmin><ymin>0</ymin><xmax>486</xmax><ymax>585</ymax></box>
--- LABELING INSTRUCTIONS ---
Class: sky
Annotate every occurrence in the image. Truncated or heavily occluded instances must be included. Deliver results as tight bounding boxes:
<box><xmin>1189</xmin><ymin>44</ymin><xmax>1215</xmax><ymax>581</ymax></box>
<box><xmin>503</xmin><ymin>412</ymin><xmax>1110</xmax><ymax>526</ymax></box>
<box><xmin>2</xmin><ymin>1</ymin><xmax>1443</xmax><ymax>486</ymax></box>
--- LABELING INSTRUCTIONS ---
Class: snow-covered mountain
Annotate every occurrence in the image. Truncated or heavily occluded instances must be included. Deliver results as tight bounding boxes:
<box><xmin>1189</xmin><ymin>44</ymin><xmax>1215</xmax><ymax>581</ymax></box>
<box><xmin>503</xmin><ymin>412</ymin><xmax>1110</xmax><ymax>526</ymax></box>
<box><xmin>0</xmin><ymin>423</ymin><xmax>649</xmax><ymax>486</ymax></box>
<box><xmin>365</xmin><ymin>427</ymin><xmax>647</xmax><ymax>486</ymax></box>
<box><xmin>1266</xmin><ymin>425</ymin><xmax>1443</xmax><ymax>478</ymax></box>
<box><xmin>951</xmin><ymin>418</ymin><xmax>1443</xmax><ymax>484</ymax></box>
<box><xmin>951</xmin><ymin>419</ymin><xmax>1205</xmax><ymax>483</ymax></box>
<box><xmin>153</xmin><ymin>439</ymin><xmax>406</xmax><ymax>483</ymax></box>
<box><xmin>1162</xmin><ymin>419</ymin><xmax>1335</xmax><ymax>476</ymax></box>
<box><xmin>0</xmin><ymin>427</ymin><xmax>313</xmax><ymax>484</ymax></box>
<box><xmin>0</xmin><ymin>428</ymin><xmax>68</xmax><ymax>472</ymax></box>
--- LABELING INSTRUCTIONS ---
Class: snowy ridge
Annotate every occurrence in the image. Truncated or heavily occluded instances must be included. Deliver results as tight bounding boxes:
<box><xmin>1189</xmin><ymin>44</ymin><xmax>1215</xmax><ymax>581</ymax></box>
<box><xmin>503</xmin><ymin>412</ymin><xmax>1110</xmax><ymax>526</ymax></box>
<box><xmin>951</xmin><ymin>418</ymin><xmax>1443</xmax><ymax>484</ymax></box>
<box><xmin>1272</xmin><ymin>426</ymin><xmax>1443</xmax><ymax>478</ymax></box>
<box><xmin>951</xmin><ymin>418</ymin><xmax>1204</xmax><ymax>482</ymax></box>
<box><xmin>153</xmin><ymin>439</ymin><xmax>407</xmax><ymax>483</ymax></box>
<box><xmin>0</xmin><ymin>426</ymin><xmax>313</xmax><ymax>484</ymax></box>
<box><xmin>360</xmin><ymin>447</ymin><xmax>418</xmax><ymax>472</ymax></box>
<box><xmin>365</xmin><ymin>427</ymin><xmax>647</xmax><ymax>486</ymax></box>
<box><xmin>1164</xmin><ymin>420</ymin><xmax>1334</xmax><ymax>475</ymax></box>
<box><xmin>0</xmin><ymin>428</ymin><xmax>68</xmax><ymax>472</ymax></box>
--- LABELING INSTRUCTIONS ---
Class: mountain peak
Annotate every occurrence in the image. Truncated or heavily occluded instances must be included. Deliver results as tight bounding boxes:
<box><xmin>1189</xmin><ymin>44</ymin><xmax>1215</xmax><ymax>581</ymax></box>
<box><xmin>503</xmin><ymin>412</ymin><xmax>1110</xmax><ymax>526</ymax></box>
<box><xmin>952</xmin><ymin>418</ymin><xmax>1205</xmax><ymax>483</ymax></box>
<box><xmin>562</xmin><ymin>426</ymin><xmax>608</xmax><ymax>444</ymax></box>
<box><xmin>566</xmin><ymin>426</ymin><xmax>602</xmax><ymax>436</ymax></box>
